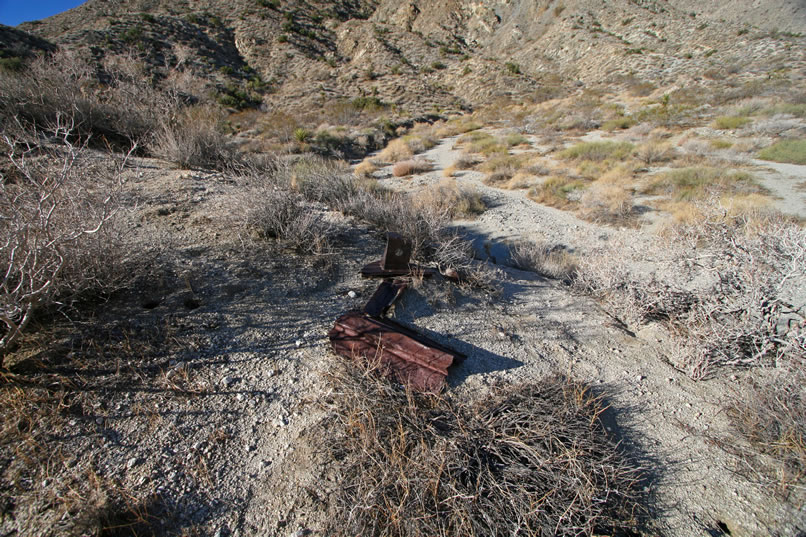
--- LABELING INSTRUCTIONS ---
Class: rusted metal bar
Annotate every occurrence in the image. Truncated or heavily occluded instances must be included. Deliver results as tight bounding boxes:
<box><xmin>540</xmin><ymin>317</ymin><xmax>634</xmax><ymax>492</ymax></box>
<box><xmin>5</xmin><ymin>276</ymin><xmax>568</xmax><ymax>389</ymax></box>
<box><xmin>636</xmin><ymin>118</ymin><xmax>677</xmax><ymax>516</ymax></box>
<box><xmin>360</xmin><ymin>260</ymin><xmax>438</xmax><ymax>278</ymax></box>
<box><xmin>328</xmin><ymin>312</ymin><xmax>465</xmax><ymax>393</ymax></box>
<box><xmin>363</xmin><ymin>279</ymin><xmax>407</xmax><ymax>317</ymax></box>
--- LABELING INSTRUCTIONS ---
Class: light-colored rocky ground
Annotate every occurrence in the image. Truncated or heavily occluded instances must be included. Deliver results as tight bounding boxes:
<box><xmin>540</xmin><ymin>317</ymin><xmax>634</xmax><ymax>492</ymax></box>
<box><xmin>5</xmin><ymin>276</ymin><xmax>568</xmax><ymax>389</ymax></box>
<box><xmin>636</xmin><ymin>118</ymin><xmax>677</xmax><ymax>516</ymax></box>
<box><xmin>2</xmin><ymin>127</ymin><xmax>804</xmax><ymax>537</ymax></box>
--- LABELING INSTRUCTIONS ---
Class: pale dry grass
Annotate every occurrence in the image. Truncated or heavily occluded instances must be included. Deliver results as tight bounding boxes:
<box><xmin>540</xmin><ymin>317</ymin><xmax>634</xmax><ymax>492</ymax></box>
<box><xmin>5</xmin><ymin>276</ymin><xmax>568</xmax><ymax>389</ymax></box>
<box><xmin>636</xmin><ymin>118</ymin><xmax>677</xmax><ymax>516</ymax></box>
<box><xmin>322</xmin><ymin>362</ymin><xmax>645</xmax><ymax>537</ymax></box>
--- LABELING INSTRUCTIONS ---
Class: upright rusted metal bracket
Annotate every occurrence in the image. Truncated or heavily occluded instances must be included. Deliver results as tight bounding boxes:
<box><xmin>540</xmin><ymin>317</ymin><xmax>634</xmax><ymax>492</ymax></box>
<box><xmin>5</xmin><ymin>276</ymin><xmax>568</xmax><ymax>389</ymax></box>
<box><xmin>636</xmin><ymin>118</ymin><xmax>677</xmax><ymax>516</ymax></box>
<box><xmin>360</xmin><ymin>233</ymin><xmax>438</xmax><ymax>278</ymax></box>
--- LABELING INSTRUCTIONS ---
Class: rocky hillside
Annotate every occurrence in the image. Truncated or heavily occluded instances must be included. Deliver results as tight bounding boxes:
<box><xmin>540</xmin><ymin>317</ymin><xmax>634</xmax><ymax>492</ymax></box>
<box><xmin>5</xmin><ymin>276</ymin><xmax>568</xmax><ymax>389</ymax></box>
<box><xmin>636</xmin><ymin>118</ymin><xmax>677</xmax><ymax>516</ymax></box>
<box><xmin>6</xmin><ymin>0</ymin><xmax>806</xmax><ymax>113</ymax></box>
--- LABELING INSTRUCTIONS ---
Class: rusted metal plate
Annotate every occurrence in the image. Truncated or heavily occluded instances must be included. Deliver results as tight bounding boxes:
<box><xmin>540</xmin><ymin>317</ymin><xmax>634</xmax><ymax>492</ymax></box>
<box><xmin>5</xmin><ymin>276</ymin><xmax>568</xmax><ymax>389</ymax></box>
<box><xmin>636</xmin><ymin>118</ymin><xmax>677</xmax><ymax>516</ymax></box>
<box><xmin>381</xmin><ymin>232</ymin><xmax>412</xmax><ymax>271</ymax></box>
<box><xmin>363</xmin><ymin>279</ymin><xmax>407</xmax><ymax>317</ymax></box>
<box><xmin>329</xmin><ymin>312</ymin><xmax>465</xmax><ymax>393</ymax></box>
<box><xmin>360</xmin><ymin>260</ymin><xmax>438</xmax><ymax>278</ymax></box>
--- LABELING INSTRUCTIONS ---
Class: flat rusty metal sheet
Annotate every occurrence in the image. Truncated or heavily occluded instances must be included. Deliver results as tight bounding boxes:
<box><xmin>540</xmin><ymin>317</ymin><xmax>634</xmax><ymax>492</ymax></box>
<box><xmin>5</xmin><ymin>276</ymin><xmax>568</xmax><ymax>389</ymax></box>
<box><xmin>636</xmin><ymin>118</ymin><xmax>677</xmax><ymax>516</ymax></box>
<box><xmin>363</xmin><ymin>279</ymin><xmax>407</xmax><ymax>317</ymax></box>
<box><xmin>328</xmin><ymin>312</ymin><xmax>464</xmax><ymax>393</ymax></box>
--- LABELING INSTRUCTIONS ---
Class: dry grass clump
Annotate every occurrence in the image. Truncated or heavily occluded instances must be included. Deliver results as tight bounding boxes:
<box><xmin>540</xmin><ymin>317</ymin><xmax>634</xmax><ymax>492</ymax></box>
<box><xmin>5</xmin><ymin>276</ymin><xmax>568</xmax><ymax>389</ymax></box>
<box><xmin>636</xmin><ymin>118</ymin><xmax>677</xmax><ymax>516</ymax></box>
<box><xmin>642</xmin><ymin>167</ymin><xmax>763</xmax><ymax>201</ymax></box>
<box><xmin>354</xmin><ymin>159</ymin><xmax>378</xmax><ymax>178</ymax></box>
<box><xmin>392</xmin><ymin>159</ymin><xmax>434</xmax><ymax>177</ymax></box>
<box><xmin>0</xmin><ymin>126</ymin><xmax>134</xmax><ymax>359</ymax></box>
<box><xmin>377</xmin><ymin>138</ymin><xmax>415</xmax><ymax>162</ymax></box>
<box><xmin>578</xmin><ymin>184</ymin><xmax>634</xmax><ymax>224</ymax></box>
<box><xmin>150</xmin><ymin>105</ymin><xmax>235</xmax><ymax>170</ymax></box>
<box><xmin>505</xmin><ymin>171</ymin><xmax>537</xmax><ymax>190</ymax></box>
<box><xmin>456</xmin><ymin>131</ymin><xmax>508</xmax><ymax>156</ymax></box>
<box><xmin>376</xmin><ymin>126</ymin><xmax>438</xmax><ymax>163</ymax></box>
<box><xmin>323</xmin><ymin>363</ymin><xmax>644</xmax><ymax>537</ymax></box>
<box><xmin>415</xmin><ymin>179</ymin><xmax>485</xmax><ymax>218</ymax></box>
<box><xmin>634</xmin><ymin>141</ymin><xmax>674</xmax><ymax>164</ymax></box>
<box><xmin>452</xmin><ymin>154</ymin><xmax>482</xmax><ymax>170</ymax></box>
<box><xmin>434</xmin><ymin>118</ymin><xmax>483</xmax><ymax>138</ymax></box>
<box><xmin>725</xmin><ymin>365</ymin><xmax>806</xmax><ymax>499</ymax></box>
<box><xmin>509</xmin><ymin>240</ymin><xmax>578</xmax><ymax>281</ymax></box>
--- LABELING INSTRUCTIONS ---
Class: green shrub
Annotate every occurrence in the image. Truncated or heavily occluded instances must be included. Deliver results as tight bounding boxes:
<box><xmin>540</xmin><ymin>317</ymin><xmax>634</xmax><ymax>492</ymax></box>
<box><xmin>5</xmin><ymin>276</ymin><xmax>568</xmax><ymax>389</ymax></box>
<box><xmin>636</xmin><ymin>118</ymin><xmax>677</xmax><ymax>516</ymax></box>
<box><xmin>277</xmin><ymin>34</ymin><xmax>288</xmax><ymax>42</ymax></box>
<box><xmin>505</xmin><ymin>61</ymin><xmax>521</xmax><ymax>74</ymax></box>
<box><xmin>558</xmin><ymin>141</ymin><xmax>634</xmax><ymax>161</ymax></box>
<box><xmin>0</xmin><ymin>56</ymin><xmax>24</xmax><ymax>72</ymax></box>
<box><xmin>644</xmin><ymin>167</ymin><xmax>761</xmax><ymax>200</ymax></box>
<box><xmin>602</xmin><ymin>117</ymin><xmax>637</xmax><ymax>131</ymax></box>
<box><xmin>351</xmin><ymin>96</ymin><xmax>385</xmax><ymax>111</ymax></box>
<box><xmin>757</xmin><ymin>139</ymin><xmax>806</xmax><ymax>165</ymax></box>
<box><xmin>430</xmin><ymin>61</ymin><xmax>447</xmax><ymax>70</ymax></box>
<box><xmin>713</xmin><ymin>116</ymin><xmax>751</xmax><ymax>129</ymax></box>
<box><xmin>294</xmin><ymin>127</ymin><xmax>312</xmax><ymax>142</ymax></box>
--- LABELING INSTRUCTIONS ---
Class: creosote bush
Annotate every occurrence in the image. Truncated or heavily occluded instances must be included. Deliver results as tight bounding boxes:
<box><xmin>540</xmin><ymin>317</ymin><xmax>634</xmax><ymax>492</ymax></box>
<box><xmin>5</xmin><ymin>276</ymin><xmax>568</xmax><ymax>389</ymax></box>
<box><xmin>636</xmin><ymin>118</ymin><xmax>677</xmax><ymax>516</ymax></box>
<box><xmin>322</xmin><ymin>363</ymin><xmax>644</xmax><ymax>537</ymax></box>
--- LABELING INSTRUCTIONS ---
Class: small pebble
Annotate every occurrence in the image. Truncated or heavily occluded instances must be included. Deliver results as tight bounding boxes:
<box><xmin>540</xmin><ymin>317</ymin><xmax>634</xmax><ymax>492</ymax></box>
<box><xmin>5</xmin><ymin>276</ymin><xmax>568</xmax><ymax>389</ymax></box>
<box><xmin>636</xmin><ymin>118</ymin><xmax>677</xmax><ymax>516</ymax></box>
<box><xmin>347</xmin><ymin>290</ymin><xmax>357</xmax><ymax>298</ymax></box>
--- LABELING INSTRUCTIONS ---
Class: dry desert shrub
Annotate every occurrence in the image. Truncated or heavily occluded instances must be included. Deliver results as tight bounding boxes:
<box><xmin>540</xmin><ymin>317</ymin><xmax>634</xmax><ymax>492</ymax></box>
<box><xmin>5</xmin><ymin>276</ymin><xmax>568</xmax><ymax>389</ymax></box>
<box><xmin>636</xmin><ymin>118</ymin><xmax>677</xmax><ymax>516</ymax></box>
<box><xmin>392</xmin><ymin>159</ymin><xmax>433</xmax><ymax>177</ymax></box>
<box><xmin>578</xmin><ymin>183</ymin><xmax>633</xmax><ymax>224</ymax></box>
<box><xmin>575</xmin><ymin>202</ymin><xmax>806</xmax><ymax>379</ymax></box>
<box><xmin>0</xmin><ymin>125</ymin><xmax>133</xmax><ymax>359</ymax></box>
<box><xmin>322</xmin><ymin>363</ymin><xmax>645</xmax><ymax>537</ymax></box>
<box><xmin>508</xmin><ymin>240</ymin><xmax>578</xmax><ymax>281</ymax></box>
<box><xmin>0</xmin><ymin>50</ymin><xmax>170</xmax><ymax>147</ymax></box>
<box><xmin>150</xmin><ymin>105</ymin><xmax>235</xmax><ymax>170</ymax></box>
<box><xmin>237</xmin><ymin>186</ymin><xmax>333</xmax><ymax>255</ymax></box>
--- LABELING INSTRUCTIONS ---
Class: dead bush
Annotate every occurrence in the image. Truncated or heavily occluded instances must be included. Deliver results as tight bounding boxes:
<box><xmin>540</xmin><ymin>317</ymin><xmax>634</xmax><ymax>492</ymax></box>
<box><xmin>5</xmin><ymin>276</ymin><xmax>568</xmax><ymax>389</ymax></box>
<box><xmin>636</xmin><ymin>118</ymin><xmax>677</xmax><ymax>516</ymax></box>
<box><xmin>0</xmin><ymin>124</ymin><xmax>131</xmax><ymax>361</ymax></box>
<box><xmin>574</xmin><ymin>203</ymin><xmax>806</xmax><ymax>379</ymax></box>
<box><xmin>0</xmin><ymin>50</ymin><xmax>168</xmax><ymax>147</ymax></box>
<box><xmin>150</xmin><ymin>105</ymin><xmax>235</xmax><ymax>170</ymax></box>
<box><xmin>392</xmin><ymin>159</ymin><xmax>434</xmax><ymax>177</ymax></box>
<box><xmin>236</xmin><ymin>173</ymin><xmax>333</xmax><ymax>255</ymax></box>
<box><xmin>509</xmin><ymin>240</ymin><xmax>578</xmax><ymax>281</ymax></box>
<box><xmin>322</xmin><ymin>363</ymin><xmax>645</xmax><ymax>537</ymax></box>
<box><xmin>452</xmin><ymin>154</ymin><xmax>481</xmax><ymax>170</ymax></box>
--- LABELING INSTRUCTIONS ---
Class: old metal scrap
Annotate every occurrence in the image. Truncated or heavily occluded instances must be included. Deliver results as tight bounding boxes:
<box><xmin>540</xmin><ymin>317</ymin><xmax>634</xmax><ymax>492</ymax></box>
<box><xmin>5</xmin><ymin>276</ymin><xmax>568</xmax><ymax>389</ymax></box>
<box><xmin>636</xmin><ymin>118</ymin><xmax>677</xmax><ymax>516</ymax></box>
<box><xmin>328</xmin><ymin>312</ymin><xmax>465</xmax><ymax>393</ymax></box>
<box><xmin>329</xmin><ymin>233</ymin><xmax>464</xmax><ymax>392</ymax></box>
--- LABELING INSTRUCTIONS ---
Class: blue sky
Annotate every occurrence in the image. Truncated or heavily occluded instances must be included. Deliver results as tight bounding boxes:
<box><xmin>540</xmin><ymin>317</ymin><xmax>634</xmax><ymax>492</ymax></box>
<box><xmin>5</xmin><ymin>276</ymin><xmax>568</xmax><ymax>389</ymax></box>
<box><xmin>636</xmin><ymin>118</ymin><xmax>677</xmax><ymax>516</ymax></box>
<box><xmin>0</xmin><ymin>0</ymin><xmax>87</xmax><ymax>26</ymax></box>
